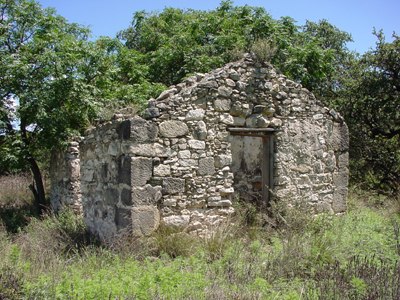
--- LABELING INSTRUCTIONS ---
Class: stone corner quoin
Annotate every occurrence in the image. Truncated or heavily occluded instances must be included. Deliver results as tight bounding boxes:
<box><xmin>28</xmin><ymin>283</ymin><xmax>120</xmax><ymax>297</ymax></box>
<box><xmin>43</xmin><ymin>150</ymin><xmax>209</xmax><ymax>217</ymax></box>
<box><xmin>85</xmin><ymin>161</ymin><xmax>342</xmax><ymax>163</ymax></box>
<box><xmin>50</xmin><ymin>54</ymin><xmax>349</xmax><ymax>241</ymax></box>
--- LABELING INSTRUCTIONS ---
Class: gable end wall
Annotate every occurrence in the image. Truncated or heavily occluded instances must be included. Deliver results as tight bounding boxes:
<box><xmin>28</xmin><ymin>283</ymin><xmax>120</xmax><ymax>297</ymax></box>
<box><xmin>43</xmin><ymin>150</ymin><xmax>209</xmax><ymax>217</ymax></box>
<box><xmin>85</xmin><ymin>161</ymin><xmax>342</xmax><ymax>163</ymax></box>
<box><xmin>50</xmin><ymin>55</ymin><xmax>349</xmax><ymax>240</ymax></box>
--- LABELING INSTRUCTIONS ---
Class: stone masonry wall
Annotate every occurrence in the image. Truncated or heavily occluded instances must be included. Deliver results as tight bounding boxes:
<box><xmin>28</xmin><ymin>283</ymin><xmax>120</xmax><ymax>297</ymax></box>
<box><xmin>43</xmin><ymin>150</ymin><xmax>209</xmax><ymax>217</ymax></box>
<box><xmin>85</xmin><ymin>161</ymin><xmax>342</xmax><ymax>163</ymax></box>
<box><xmin>50</xmin><ymin>141</ymin><xmax>81</xmax><ymax>213</ymax></box>
<box><xmin>50</xmin><ymin>54</ymin><xmax>349</xmax><ymax>240</ymax></box>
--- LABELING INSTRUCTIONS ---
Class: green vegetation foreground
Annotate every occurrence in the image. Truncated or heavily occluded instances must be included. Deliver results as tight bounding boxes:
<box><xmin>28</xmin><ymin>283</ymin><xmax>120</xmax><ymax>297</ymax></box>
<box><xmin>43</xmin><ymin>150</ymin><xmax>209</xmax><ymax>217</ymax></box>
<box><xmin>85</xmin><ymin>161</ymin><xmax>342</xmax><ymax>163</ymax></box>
<box><xmin>1</xmin><ymin>187</ymin><xmax>399</xmax><ymax>299</ymax></box>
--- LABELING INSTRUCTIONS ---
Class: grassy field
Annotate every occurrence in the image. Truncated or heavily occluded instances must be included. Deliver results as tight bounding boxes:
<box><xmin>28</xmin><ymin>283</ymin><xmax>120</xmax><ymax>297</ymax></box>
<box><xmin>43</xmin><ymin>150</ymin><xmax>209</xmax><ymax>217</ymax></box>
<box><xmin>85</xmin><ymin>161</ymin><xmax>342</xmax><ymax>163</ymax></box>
<box><xmin>0</xmin><ymin>174</ymin><xmax>399</xmax><ymax>299</ymax></box>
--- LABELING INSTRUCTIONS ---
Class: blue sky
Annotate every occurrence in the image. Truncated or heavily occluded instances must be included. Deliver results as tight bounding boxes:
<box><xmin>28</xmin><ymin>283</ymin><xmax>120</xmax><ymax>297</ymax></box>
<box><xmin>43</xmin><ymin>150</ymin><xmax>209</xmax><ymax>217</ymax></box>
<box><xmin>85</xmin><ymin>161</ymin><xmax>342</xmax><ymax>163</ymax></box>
<box><xmin>37</xmin><ymin>0</ymin><xmax>399</xmax><ymax>54</ymax></box>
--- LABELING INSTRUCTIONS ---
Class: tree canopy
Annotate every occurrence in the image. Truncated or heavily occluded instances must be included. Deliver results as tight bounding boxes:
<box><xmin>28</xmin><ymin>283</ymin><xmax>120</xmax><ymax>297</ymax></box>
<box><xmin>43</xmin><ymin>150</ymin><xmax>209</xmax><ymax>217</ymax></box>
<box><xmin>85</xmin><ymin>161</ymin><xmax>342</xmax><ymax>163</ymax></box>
<box><xmin>338</xmin><ymin>32</ymin><xmax>400</xmax><ymax>193</ymax></box>
<box><xmin>118</xmin><ymin>1</ymin><xmax>352</xmax><ymax>102</ymax></box>
<box><xmin>0</xmin><ymin>0</ymin><xmax>110</xmax><ymax>210</ymax></box>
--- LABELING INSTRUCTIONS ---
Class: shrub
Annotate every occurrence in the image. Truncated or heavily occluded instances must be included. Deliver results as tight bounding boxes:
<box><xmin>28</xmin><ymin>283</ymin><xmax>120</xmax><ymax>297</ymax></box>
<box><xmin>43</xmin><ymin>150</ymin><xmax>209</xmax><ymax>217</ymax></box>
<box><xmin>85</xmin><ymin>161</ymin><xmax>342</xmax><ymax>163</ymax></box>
<box><xmin>149</xmin><ymin>224</ymin><xmax>199</xmax><ymax>258</ymax></box>
<box><xmin>250</xmin><ymin>39</ymin><xmax>278</xmax><ymax>63</ymax></box>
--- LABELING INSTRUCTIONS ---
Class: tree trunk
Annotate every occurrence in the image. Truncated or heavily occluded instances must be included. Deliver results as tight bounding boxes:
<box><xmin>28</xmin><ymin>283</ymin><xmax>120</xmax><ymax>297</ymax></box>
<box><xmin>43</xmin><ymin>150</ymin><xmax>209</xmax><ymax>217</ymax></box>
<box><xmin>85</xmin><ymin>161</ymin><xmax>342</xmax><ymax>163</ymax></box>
<box><xmin>28</xmin><ymin>156</ymin><xmax>47</xmax><ymax>215</ymax></box>
<box><xmin>19</xmin><ymin>119</ymin><xmax>47</xmax><ymax>215</ymax></box>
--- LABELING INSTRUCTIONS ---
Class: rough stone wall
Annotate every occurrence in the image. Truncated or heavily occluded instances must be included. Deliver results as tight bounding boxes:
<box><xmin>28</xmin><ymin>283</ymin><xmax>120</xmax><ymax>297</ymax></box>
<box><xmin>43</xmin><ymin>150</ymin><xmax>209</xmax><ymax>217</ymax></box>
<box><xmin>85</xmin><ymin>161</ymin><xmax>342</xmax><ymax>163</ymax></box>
<box><xmin>50</xmin><ymin>141</ymin><xmax>81</xmax><ymax>213</ymax></box>
<box><xmin>80</xmin><ymin>112</ymin><xmax>236</xmax><ymax>240</ymax></box>
<box><xmin>274</xmin><ymin>116</ymin><xmax>349</xmax><ymax>213</ymax></box>
<box><xmin>79</xmin><ymin>116</ymin><xmax>167</xmax><ymax>240</ymax></box>
<box><xmin>50</xmin><ymin>54</ymin><xmax>349</xmax><ymax>240</ymax></box>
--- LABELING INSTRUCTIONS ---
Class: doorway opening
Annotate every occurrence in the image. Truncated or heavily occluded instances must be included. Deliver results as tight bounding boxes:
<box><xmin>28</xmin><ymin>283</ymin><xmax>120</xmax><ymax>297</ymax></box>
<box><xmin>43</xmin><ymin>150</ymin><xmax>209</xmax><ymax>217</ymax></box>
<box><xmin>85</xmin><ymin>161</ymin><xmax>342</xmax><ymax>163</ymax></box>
<box><xmin>227</xmin><ymin>127</ymin><xmax>275</xmax><ymax>208</ymax></box>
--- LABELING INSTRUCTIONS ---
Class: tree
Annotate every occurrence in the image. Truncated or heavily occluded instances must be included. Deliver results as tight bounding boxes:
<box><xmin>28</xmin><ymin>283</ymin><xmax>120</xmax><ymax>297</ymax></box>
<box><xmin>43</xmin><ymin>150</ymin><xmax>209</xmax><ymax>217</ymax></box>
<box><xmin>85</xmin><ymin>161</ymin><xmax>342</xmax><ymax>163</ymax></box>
<box><xmin>338</xmin><ymin>31</ymin><xmax>400</xmax><ymax>194</ymax></box>
<box><xmin>0</xmin><ymin>0</ymin><xmax>107</xmax><ymax>212</ymax></box>
<box><xmin>92</xmin><ymin>37</ymin><xmax>166</xmax><ymax>111</ymax></box>
<box><xmin>118</xmin><ymin>1</ymin><xmax>353</xmax><ymax>100</ymax></box>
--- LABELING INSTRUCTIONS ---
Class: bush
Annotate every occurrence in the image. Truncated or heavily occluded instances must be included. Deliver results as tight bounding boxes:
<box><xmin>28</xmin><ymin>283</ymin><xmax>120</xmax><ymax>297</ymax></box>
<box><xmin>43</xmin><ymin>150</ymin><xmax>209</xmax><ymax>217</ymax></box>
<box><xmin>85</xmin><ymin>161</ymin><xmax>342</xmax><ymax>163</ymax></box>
<box><xmin>150</xmin><ymin>225</ymin><xmax>199</xmax><ymax>258</ymax></box>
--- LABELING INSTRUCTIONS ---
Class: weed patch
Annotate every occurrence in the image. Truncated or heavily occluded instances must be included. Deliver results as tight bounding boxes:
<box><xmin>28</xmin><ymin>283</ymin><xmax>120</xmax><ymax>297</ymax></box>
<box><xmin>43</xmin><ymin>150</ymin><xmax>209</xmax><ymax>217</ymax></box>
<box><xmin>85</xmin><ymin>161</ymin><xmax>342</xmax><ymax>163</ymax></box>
<box><xmin>0</xmin><ymin>189</ymin><xmax>398</xmax><ymax>299</ymax></box>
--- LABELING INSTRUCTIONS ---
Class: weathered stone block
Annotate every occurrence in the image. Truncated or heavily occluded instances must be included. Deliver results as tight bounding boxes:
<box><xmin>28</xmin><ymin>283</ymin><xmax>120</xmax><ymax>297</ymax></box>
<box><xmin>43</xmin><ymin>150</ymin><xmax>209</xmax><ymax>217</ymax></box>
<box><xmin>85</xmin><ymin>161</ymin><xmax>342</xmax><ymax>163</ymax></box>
<box><xmin>156</xmin><ymin>87</ymin><xmax>177</xmax><ymax>100</ymax></box>
<box><xmin>218</xmin><ymin>86</ymin><xmax>232</xmax><ymax>97</ymax></box>
<box><xmin>163</xmin><ymin>178</ymin><xmax>185</xmax><ymax>194</ymax></box>
<box><xmin>332</xmin><ymin>172</ymin><xmax>349</xmax><ymax>188</ymax></box>
<box><xmin>117</xmin><ymin>117</ymin><xmax>158</xmax><ymax>143</ymax></box>
<box><xmin>129</xmin><ymin>143</ymin><xmax>171</xmax><ymax>157</ymax></box>
<box><xmin>219</xmin><ymin>113</ymin><xmax>234</xmax><ymax>125</ymax></box>
<box><xmin>188</xmin><ymin>140</ymin><xmax>206</xmax><ymax>150</ymax></box>
<box><xmin>329</xmin><ymin>123</ymin><xmax>349</xmax><ymax>152</ymax></box>
<box><xmin>233</xmin><ymin>117</ymin><xmax>246</xmax><ymax>126</ymax></box>
<box><xmin>131</xmin><ymin>205</ymin><xmax>160</xmax><ymax>236</ymax></box>
<box><xmin>118</xmin><ymin>155</ymin><xmax>131</xmax><ymax>185</ymax></box>
<box><xmin>332</xmin><ymin>187</ymin><xmax>348</xmax><ymax>213</ymax></box>
<box><xmin>245</xmin><ymin>114</ymin><xmax>270</xmax><ymax>128</ymax></box>
<box><xmin>214</xmin><ymin>99</ymin><xmax>231</xmax><ymax>112</ymax></box>
<box><xmin>159</xmin><ymin>120</ymin><xmax>189</xmax><ymax>138</ymax></box>
<box><xmin>194</xmin><ymin>121</ymin><xmax>207</xmax><ymax>140</ymax></box>
<box><xmin>185</xmin><ymin>109</ymin><xmax>205</xmax><ymax>121</ymax></box>
<box><xmin>143</xmin><ymin>107</ymin><xmax>160</xmax><ymax>119</ymax></box>
<box><xmin>180</xmin><ymin>159</ymin><xmax>198</xmax><ymax>167</ymax></box>
<box><xmin>115</xmin><ymin>206</ymin><xmax>132</xmax><ymax>230</ymax></box>
<box><xmin>290</xmin><ymin>164</ymin><xmax>312</xmax><ymax>174</ymax></box>
<box><xmin>225</xmin><ymin>78</ymin><xmax>236</xmax><ymax>87</ymax></box>
<box><xmin>107</xmin><ymin>142</ymin><xmax>119</xmax><ymax>156</ymax></box>
<box><xmin>178</xmin><ymin>150</ymin><xmax>191</xmax><ymax>159</ymax></box>
<box><xmin>198</xmin><ymin>80</ymin><xmax>218</xmax><ymax>89</ymax></box>
<box><xmin>208</xmin><ymin>199</ymin><xmax>232</xmax><ymax>207</ymax></box>
<box><xmin>253</xmin><ymin>105</ymin><xmax>266</xmax><ymax>114</ymax></box>
<box><xmin>338</xmin><ymin>153</ymin><xmax>349</xmax><ymax>169</ymax></box>
<box><xmin>104</xmin><ymin>188</ymin><xmax>119</xmax><ymax>206</ymax></box>
<box><xmin>118</xmin><ymin>156</ymin><xmax>153</xmax><ymax>186</ymax></box>
<box><xmin>162</xmin><ymin>215</ymin><xmax>190</xmax><ymax>228</ymax></box>
<box><xmin>121</xmin><ymin>188</ymin><xmax>132</xmax><ymax>206</ymax></box>
<box><xmin>270</xmin><ymin>118</ymin><xmax>282</xmax><ymax>127</ymax></box>
<box><xmin>154</xmin><ymin>164</ymin><xmax>171</xmax><ymax>177</ymax></box>
<box><xmin>132</xmin><ymin>184</ymin><xmax>162</xmax><ymax>205</ymax></box>
<box><xmin>215</xmin><ymin>155</ymin><xmax>232</xmax><ymax>168</ymax></box>
<box><xmin>219</xmin><ymin>187</ymin><xmax>234</xmax><ymax>195</ymax></box>
<box><xmin>131</xmin><ymin>157</ymin><xmax>153</xmax><ymax>186</ymax></box>
<box><xmin>230</xmin><ymin>101</ymin><xmax>250</xmax><ymax>117</ymax></box>
<box><xmin>229</xmin><ymin>70</ymin><xmax>240</xmax><ymax>81</ymax></box>
<box><xmin>198</xmin><ymin>157</ymin><xmax>215</xmax><ymax>175</ymax></box>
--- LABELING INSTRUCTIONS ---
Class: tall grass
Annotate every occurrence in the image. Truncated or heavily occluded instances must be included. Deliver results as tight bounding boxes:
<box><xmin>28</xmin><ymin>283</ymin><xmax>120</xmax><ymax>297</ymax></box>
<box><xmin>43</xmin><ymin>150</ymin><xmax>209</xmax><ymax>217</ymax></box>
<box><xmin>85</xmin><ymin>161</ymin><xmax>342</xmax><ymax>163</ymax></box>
<box><xmin>0</xmin><ymin>187</ymin><xmax>399</xmax><ymax>299</ymax></box>
<box><xmin>0</xmin><ymin>174</ymin><xmax>37</xmax><ymax>233</ymax></box>
<box><xmin>0</xmin><ymin>173</ymin><xmax>33</xmax><ymax>207</ymax></box>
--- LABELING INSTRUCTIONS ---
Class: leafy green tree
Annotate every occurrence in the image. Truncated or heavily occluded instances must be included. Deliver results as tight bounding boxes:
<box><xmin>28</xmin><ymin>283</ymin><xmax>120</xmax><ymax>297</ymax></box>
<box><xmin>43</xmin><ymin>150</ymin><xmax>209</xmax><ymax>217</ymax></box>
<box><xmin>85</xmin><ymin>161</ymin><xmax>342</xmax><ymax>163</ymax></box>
<box><xmin>338</xmin><ymin>32</ymin><xmax>400</xmax><ymax>194</ymax></box>
<box><xmin>118</xmin><ymin>1</ymin><xmax>352</xmax><ymax>100</ymax></box>
<box><xmin>0</xmin><ymin>0</ymin><xmax>110</xmax><ymax>212</ymax></box>
<box><xmin>93</xmin><ymin>37</ymin><xmax>165</xmax><ymax>111</ymax></box>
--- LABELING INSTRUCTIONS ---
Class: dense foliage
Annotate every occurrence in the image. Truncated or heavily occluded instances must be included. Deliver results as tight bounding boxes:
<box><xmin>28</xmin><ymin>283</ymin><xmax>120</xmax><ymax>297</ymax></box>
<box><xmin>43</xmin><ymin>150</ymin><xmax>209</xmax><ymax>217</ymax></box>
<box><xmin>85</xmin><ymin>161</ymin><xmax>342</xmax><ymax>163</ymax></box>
<box><xmin>0</xmin><ymin>0</ymin><xmax>102</xmax><ymax>209</ymax></box>
<box><xmin>336</xmin><ymin>32</ymin><xmax>400</xmax><ymax>194</ymax></box>
<box><xmin>0</xmin><ymin>0</ymin><xmax>164</xmax><ymax>210</ymax></box>
<box><xmin>118</xmin><ymin>1</ymin><xmax>352</xmax><ymax>101</ymax></box>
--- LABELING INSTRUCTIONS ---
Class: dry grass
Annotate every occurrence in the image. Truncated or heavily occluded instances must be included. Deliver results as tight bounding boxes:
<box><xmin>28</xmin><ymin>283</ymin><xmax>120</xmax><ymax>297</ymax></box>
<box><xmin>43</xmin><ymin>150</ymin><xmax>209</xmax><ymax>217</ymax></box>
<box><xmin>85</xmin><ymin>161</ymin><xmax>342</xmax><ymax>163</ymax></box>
<box><xmin>0</xmin><ymin>173</ymin><xmax>33</xmax><ymax>207</ymax></box>
<box><xmin>0</xmin><ymin>174</ymin><xmax>38</xmax><ymax>233</ymax></box>
<box><xmin>1</xmin><ymin>188</ymin><xmax>399</xmax><ymax>299</ymax></box>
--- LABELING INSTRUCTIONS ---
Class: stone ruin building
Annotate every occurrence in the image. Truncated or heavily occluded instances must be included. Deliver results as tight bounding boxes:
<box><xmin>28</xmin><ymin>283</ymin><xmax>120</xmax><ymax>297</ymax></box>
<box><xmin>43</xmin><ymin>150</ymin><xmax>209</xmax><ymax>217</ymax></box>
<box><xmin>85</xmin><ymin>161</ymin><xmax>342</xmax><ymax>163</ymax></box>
<box><xmin>50</xmin><ymin>55</ymin><xmax>349</xmax><ymax>240</ymax></box>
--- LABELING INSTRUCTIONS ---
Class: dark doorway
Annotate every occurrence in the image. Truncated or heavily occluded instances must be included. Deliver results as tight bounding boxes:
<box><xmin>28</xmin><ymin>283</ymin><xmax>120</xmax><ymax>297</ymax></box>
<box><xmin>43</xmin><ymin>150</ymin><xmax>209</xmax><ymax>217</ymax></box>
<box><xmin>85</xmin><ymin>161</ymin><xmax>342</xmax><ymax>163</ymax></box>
<box><xmin>228</xmin><ymin>128</ymin><xmax>275</xmax><ymax>208</ymax></box>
